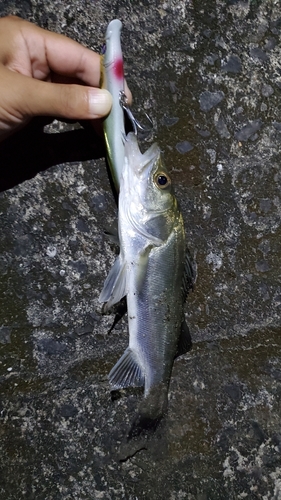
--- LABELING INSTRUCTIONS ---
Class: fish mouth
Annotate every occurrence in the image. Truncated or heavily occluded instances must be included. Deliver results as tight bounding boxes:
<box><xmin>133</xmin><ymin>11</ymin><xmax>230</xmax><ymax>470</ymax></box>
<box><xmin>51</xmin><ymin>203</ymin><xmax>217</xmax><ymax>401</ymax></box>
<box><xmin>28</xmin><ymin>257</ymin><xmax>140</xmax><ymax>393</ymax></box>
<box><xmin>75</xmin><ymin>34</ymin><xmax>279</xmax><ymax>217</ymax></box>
<box><xmin>125</xmin><ymin>132</ymin><xmax>160</xmax><ymax>177</ymax></box>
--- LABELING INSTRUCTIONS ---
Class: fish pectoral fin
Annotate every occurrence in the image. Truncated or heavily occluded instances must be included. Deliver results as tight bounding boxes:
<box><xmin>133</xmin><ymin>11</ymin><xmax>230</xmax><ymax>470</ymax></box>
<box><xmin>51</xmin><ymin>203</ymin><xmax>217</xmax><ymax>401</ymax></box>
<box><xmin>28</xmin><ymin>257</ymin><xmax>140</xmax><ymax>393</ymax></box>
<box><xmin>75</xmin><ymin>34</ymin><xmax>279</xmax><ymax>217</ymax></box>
<box><xmin>99</xmin><ymin>255</ymin><xmax>127</xmax><ymax>310</ymax></box>
<box><xmin>135</xmin><ymin>244</ymin><xmax>153</xmax><ymax>291</ymax></box>
<box><xmin>174</xmin><ymin>319</ymin><xmax>192</xmax><ymax>359</ymax></box>
<box><xmin>109</xmin><ymin>347</ymin><xmax>144</xmax><ymax>390</ymax></box>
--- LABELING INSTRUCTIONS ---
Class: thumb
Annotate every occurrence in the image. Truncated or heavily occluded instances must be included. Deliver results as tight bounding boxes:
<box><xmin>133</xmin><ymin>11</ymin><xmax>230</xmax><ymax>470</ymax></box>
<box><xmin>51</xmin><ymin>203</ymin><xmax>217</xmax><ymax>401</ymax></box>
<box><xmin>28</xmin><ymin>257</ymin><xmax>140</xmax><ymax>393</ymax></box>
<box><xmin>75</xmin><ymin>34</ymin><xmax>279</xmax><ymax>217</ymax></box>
<box><xmin>22</xmin><ymin>77</ymin><xmax>113</xmax><ymax>120</ymax></box>
<box><xmin>1</xmin><ymin>67</ymin><xmax>112</xmax><ymax>122</ymax></box>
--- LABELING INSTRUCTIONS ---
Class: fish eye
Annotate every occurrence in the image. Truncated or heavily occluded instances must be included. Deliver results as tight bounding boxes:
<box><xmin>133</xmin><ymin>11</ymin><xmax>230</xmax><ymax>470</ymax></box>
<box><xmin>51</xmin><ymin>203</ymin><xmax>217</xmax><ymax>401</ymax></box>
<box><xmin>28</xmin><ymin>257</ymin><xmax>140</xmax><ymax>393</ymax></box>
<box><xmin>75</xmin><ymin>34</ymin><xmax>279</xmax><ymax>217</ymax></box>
<box><xmin>154</xmin><ymin>172</ymin><xmax>171</xmax><ymax>189</ymax></box>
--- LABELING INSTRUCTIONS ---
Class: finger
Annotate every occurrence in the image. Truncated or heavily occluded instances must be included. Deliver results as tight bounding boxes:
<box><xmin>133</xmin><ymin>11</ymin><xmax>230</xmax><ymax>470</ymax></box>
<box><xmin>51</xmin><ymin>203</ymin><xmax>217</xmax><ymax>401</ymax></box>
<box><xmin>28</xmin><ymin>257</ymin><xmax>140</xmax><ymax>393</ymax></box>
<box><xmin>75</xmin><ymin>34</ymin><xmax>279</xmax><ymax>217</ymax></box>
<box><xmin>25</xmin><ymin>80</ymin><xmax>113</xmax><ymax>120</ymax></box>
<box><xmin>0</xmin><ymin>16</ymin><xmax>102</xmax><ymax>86</ymax></box>
<box><xmin>1</xmin><ymin>68</ymin><xmax>112</xmax><ymax>121</ymax></box>
<box><xmin>3</xmin><ymin>17</ymin><xmax>133</xmax><ymax>99</ymax></box>
<box><xmin>25</xmin><ymin>22</ymin><xmax>133</xmax><ymax>101</ymax></box>
<box><xmin>124</xmin><ymin>80</ymin><xmax>132</xmax><ymax>105</ymax></box>
<box><xmin>33</xmin><ymin>29</ymin><xmax>102</xmax><ymax>86</ymax></box>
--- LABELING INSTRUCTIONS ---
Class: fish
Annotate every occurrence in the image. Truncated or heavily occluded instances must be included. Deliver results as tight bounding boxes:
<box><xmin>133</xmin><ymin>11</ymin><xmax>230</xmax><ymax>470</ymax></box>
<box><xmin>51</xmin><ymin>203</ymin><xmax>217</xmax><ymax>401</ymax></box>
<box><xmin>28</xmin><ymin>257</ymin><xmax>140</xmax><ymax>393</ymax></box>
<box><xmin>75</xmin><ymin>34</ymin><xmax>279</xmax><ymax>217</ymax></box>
<box><xmin>99</xmin><ymin>132</ymin><xmax>195</xmax><ymax>434</ymax></box>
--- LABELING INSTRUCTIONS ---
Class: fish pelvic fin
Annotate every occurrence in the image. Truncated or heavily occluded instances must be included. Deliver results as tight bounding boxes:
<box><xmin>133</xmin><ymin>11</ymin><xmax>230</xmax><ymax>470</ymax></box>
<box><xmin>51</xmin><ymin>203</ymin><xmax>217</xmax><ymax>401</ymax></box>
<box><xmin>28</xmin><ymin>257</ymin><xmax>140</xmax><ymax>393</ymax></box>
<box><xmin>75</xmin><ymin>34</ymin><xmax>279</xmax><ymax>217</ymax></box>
<box><xmin>109</xmin><ymin>347</ymin><xmax>144</xmax><ymax>390</ymax></box>
<box><xmin>99</xmin><ymin>255</ymin><xmax>126</xmax><ymax>310</ymax></box>
<box><xmin>174</xmin><ymin>319</ymin><xmax>192</xmax><ymax>359</ymax></box>
<box><xmin>107</xmin><ymin>297</ymin><xmax>127</xmax><ymax>334</ymax></box>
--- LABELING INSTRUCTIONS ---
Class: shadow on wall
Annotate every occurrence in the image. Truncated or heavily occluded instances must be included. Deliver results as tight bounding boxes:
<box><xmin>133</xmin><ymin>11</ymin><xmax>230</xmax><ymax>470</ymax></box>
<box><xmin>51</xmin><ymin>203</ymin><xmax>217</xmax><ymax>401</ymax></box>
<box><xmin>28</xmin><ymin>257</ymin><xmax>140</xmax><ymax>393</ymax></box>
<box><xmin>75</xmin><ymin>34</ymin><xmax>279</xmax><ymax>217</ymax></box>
<box><xmin>0</xmin><ymin>117</ymin><xmax>106</xmax><ymax>192</ymax></box>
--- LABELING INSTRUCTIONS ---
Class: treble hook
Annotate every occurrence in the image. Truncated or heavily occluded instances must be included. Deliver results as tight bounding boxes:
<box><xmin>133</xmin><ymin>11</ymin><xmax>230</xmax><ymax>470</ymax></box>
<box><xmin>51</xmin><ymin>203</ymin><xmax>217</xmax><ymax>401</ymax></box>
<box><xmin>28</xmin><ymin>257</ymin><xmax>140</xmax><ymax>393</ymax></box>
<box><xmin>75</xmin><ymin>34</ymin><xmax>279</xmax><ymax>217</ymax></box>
<box><xmin>119</xmin><ymin>90</ymin><xmax>153</xmax><ymax>136</ymax></box>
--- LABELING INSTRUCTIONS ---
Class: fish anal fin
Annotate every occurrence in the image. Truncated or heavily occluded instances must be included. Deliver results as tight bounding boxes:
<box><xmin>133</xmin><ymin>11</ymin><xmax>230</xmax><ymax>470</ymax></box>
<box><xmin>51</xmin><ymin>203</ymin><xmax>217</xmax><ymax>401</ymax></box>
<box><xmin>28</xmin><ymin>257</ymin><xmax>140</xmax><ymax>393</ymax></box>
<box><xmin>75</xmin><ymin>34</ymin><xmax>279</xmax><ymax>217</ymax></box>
<box><xmin>109</xmin><ymin>348</ymin><xmax>144</xmax><ymax>390</ymax></box>
<box><xmin>174</xmin><ymin>319</ymin><xmax>192</xmax><ymax>359</ymax></box>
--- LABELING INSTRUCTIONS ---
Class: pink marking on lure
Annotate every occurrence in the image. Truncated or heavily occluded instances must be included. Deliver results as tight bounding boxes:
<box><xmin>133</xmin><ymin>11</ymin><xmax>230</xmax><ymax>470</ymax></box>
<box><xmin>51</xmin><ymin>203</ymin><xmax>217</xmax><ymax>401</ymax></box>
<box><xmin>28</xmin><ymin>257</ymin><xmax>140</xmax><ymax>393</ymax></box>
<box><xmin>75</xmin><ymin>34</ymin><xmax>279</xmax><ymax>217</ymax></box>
<box><xmin>113</xmin><ymin>58</ymin><xmax>124</xmax><ymax>80</ymax></box>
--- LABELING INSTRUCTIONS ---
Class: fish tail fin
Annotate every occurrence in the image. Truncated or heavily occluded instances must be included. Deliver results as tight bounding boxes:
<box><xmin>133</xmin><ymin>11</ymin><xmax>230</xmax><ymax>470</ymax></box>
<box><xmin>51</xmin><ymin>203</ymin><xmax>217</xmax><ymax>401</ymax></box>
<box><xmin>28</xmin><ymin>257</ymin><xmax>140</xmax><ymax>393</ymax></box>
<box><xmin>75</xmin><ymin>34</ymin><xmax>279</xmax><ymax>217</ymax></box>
<box><xmin>127</xmin><ymin>383</ymin><xmax>169</xmax><ymax>439</ymax></box>
<box><xmin>109</xmin><ymin>347</ymin><xmax>144</xmax><ymax>390</ymax></box>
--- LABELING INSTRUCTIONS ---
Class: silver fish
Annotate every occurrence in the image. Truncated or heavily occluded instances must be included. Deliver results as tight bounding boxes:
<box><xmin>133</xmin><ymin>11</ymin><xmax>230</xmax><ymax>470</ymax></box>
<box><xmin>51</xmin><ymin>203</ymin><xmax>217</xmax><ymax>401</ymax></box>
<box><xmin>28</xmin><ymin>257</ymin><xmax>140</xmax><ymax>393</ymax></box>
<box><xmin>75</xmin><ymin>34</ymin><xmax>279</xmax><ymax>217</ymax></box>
<box><xmin>99</xmin><ymin>132</ymin><xmax>195</xmax><ymax>432</ymax></box>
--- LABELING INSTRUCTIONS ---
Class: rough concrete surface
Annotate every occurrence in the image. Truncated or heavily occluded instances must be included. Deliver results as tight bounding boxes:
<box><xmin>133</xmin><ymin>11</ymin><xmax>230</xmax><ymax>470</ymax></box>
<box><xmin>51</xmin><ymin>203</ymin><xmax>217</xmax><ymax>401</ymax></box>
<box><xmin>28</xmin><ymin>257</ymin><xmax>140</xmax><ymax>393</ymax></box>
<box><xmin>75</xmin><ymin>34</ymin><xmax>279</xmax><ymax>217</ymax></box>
<box><xmin>1</xmin><ymin>0</ymin><xmax>281</xmax><ymax>498</ymax></box>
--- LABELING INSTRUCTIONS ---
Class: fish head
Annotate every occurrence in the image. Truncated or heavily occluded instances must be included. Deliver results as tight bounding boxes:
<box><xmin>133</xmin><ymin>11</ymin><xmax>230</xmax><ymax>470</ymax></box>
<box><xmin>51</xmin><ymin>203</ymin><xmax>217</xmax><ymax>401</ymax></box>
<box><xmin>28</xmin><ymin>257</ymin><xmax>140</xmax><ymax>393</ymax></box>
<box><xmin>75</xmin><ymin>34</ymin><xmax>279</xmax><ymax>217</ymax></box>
<box><xmin>123</xmin><ymin>132</ymin><xmax>176</xmax><ymax>215</ymax></box>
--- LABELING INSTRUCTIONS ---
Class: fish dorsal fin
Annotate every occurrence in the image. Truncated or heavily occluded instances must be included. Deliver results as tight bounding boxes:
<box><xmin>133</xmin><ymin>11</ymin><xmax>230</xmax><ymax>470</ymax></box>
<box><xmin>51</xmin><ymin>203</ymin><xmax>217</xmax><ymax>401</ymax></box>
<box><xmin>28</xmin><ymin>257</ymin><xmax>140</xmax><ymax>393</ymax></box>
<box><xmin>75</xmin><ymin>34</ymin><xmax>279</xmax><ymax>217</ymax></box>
<box><xmin>109</xmin><ymin>347</ymin><xmax>144</xmax><ymax>389</ymax></box>
<box><xmin>174</xmin><ymin>319</ymin><xmax>192</xmax><ymax>359</ymax></box>
<box><xmin>99</xmin><ymin>255</ymin><xmax>127</xmax><ymax>310</ymax></box>
<box><xmin>182</xmin><ymin>248</ymin><xmax>197</xmax><ymax>302</ymax></box>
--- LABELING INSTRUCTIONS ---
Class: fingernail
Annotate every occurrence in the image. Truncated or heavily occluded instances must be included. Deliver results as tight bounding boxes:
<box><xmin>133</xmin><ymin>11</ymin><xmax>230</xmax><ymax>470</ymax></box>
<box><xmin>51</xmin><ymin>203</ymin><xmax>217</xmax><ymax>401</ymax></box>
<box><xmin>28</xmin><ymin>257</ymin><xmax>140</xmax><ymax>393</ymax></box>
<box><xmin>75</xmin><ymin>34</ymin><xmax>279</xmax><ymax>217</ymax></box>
<box><xmin>88</xmin><ymin>88</ymin><xmax>112</xmax><ymax>117</ymax></box>
<box><xmin>124</xmin><ymin>79</ymin><xmax>132</xmax><ymax>105</ymax></box>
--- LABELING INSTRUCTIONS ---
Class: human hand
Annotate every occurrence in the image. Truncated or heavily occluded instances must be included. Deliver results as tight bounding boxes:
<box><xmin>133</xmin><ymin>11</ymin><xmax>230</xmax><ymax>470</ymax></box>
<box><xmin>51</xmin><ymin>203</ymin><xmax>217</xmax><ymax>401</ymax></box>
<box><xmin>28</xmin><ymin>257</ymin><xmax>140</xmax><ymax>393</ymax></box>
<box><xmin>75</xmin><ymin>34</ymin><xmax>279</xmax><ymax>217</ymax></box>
<box><xmin>0</xmin><ymin>16</ymin><xmax>120</xmax><ymax>141</ymax></box>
